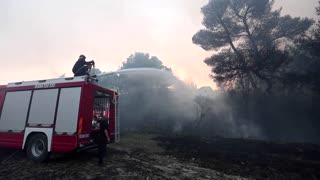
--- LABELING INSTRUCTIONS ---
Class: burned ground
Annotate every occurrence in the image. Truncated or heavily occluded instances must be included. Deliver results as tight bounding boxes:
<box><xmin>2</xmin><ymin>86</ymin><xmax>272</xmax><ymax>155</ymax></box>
<box><xmin>155</xmin><ymin>135</ymin><xmax>320</xmax><ymax>180</ymax></box>
<box><xmin>0</xmin><ymin>133</ymin><xmax>319</xmax><ymax>180</ymax></box>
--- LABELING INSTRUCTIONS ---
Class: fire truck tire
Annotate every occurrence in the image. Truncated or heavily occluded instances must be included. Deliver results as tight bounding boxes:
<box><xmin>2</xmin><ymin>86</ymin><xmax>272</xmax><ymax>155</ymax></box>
<box><xmin>26</xmin><ymin>133</ymin><xmax>49</xmax><ymax>162</ymax></box>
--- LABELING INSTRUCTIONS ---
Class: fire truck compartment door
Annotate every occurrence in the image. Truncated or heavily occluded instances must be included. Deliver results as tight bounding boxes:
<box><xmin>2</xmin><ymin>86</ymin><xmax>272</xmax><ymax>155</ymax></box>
<box><xmin>55</xmin><ymin>87</ymin><xmax>81</xmax><ymax>134</ymax></box>
<box><xmin>28</xmin><ymin>89</ymin><xmax>59</xmax><ymax>126</ymax></box>
<box><xmin>0</xmin><ymin>91</ymin><xmax>32</xmax><ymax>132</ymax></box>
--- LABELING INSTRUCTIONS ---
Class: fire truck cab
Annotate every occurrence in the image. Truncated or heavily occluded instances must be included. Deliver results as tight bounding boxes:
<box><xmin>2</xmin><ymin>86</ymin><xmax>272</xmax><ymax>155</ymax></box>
<box><xmin>0</xmin><ymin>76</ymin><xmax>120</xmax><ymax>162</ymax></box>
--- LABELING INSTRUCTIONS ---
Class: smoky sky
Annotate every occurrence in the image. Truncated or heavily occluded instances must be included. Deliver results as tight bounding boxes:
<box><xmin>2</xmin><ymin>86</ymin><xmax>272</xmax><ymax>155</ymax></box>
<box><xmin>0</xmin><ymin>0</ymin><xmax>318</xmax><ymax>88</ymax></box>
<box><xmin>0</xmin><ymin>0</ymin><xmax>319</xmax><ymax>143</ymax></box>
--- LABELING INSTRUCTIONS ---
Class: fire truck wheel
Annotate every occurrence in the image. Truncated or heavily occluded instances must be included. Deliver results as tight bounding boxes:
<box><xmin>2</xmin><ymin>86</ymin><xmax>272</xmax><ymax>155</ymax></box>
<box><xmin>26</xmin><ymin>133</ymin><xmax>49</xmax><ymax>162</ymax></box>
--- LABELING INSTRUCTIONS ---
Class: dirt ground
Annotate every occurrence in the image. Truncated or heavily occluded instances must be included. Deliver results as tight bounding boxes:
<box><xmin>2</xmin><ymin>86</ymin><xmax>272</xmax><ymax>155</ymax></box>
<box><xmin>0</xmin><ymin>132</ymin><xmax>319</xmax><ymax>180</ymax></box>
<box><xmin>155</xmin><ymin>135</ymin><xmax>320</xmax><ymax>180</ymax></box>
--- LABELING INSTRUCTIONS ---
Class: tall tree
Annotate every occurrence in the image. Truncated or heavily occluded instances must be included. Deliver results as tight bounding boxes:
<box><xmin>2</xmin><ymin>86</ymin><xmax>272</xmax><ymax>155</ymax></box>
<box><xmin>297</xmin><ymin>1</ymin><xmax>320</xmax><ymax>57</ymax></box>
<box><xmin>193</xmin><ymin>0</ymin><xmax>313</xmax><ymax>93</ymax></box>
<box><xmin>284</xmin><ymin>1</ymin><xmax>320</xmax><ymax>94</ymax></box>
<box><xmin>120</xmin><ymin>52</ymin><xmax>171</xmax><ymax>71</ymax></box>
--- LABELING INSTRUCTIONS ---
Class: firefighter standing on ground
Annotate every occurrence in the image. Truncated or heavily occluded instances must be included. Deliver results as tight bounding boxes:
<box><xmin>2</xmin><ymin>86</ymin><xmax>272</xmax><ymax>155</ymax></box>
<box><xmin>72</xmin><ymin>54</ymin><xmax>95</xmax><ymax>76</ymax></box>
<box><xmin>96</xmin><ymin>114</ymin><xmax>111</xmax><ymax>165</ymax></box>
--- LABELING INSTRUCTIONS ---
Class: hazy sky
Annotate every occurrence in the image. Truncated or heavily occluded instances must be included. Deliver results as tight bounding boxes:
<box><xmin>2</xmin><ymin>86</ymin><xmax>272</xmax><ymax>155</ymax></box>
<box><xmin>0</xmin><ymin>0</ymin><xmax>318</xmax><ymax>88</ymax></box>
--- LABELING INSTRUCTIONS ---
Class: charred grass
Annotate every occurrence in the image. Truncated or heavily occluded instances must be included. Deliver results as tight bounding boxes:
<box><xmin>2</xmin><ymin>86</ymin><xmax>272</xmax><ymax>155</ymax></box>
<box><xmin>154</xmin><ymin>135</ymin><xmax>320</xmax><ymax>180</ymax></box>
<box><xmin>1</xmin><ymin>132</ymin><xmax>320</xmax><ymax>180</ymax></box>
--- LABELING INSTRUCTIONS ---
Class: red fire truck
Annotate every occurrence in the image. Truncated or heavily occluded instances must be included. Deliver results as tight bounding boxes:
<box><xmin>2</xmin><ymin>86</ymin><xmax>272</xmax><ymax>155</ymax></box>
<box><xmin>0</xmin><ymin>76</ymin><xmax>120</xmax><ymax>162</ymax></box>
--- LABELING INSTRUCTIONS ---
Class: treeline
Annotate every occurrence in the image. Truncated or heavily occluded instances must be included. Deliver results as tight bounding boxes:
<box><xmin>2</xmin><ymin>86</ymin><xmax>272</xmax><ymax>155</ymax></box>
<box><xmin>98</xmin><ymin>1</ymin><xmax>320</xmax><ymax>143</ymax></box>
<box><xmin>189</xmin><ymin>0</ymin><xmax>320</xmax><ymax>143</ymax></box>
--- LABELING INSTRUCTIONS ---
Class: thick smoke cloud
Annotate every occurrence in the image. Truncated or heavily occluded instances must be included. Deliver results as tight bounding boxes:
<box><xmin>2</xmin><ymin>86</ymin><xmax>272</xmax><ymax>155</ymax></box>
<box><xmin>97</xmin><ymin>69</ymin><xmax>196</xmax><ymax>131</ymax></box>
<box><xmin>95</xmin><ymin>69</ymin><xmax>320</xmax><ymax>143</ymax></box>
<box><xmin>96</xmin><ymin>69</ymin><xmax>263</xmax><ymax>138</ymax></box>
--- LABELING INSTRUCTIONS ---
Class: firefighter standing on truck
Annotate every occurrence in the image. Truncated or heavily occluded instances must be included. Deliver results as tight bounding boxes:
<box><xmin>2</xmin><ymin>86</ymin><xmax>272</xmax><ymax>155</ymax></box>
<box><xmin>96</xmin><ymin>114</ymin><xmax>111</xmax><ymax>165</ymax></box>
<box><xmin>72</xmin><ymin>54</ymin><xmax>95</xmax><ymax>76</ymax></box>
